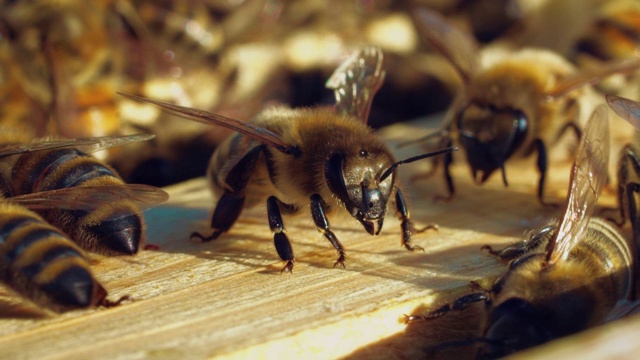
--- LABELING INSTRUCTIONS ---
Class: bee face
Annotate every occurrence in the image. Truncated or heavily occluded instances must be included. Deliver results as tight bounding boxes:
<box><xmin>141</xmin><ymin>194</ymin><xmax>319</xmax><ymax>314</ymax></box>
<box><xmin>457</xmin><ymin>102</ymin><xmax>529</xmax><ymax>183</ymax></box>
<box><xmin>325</xmin><ymin>147</ymin><xmax>395</xmax><ymax>234</ymax></box>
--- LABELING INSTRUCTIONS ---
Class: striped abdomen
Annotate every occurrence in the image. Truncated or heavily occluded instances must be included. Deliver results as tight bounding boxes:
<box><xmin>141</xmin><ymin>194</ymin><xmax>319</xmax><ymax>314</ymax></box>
<box><xmin>570</xmin><ymin>217</ymin><xmax>635</xmax><ymax>303</ymax></box>
<box><xmin>0</xmin><ymin>203</ymin><xmax>106</xmax><ymax>312</ymax></box>
<box><xmin>8</xmin><ymin>148</ymin><xmax>144</xmax><ymax>255</ymax></box>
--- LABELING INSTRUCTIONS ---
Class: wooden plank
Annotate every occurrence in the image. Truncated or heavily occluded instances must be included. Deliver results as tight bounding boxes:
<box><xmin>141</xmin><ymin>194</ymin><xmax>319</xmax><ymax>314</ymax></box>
<box><xmin>0</xmin><ymin>116</ymin><xmax>635</xmax><ymax>359</ymax></box>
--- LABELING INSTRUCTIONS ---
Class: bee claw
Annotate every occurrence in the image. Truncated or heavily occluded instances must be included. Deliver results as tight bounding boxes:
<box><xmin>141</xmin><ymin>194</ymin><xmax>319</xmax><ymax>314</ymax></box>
<box><xmin>280</xmin><ymin>260</ymin><xmax>295</xmax><ymax>274</ymax></box>
<box><xmin>416</xmin><ymin>224</ymin><xmax>438</xmax><ymax>233</ymax></box>
<box><xmin>433</xmin><ymin>194</ymin><xmax>453</xmax><ymax>203</ymax></box>
<box><xmin>405</xmin><ymin>244</ymin><xmax>425</xmax><ymax>252</ymax></box>
<box><xmin>333</xmin><ymin>253</ymin><xmax>347</xmax><ymax>269</ymax></box>
<box><xmin>190</xmin><ymin>231</ymin><xmax>222</xmax><ymax>242</ymax></box>
<box><xmin>101</xmin><ymin>295</ymin><xmax>132</xmax><ymax>308</ymax></box>
<box><xmin>480</xmin><ymin>244</ymin><xmax>500</xmax><ymax>255</ymax></box>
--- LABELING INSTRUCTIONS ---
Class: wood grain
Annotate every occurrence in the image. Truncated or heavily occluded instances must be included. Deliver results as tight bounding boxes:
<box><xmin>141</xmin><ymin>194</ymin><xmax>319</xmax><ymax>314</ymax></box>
<box><xmin>0</xmin><ymin>116</ymin><xmax>637</xmax><ymax>359</ymax></box>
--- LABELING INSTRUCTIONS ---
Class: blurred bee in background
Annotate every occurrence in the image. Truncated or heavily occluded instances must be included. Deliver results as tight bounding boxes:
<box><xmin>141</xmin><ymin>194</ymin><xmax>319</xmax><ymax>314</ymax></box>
<box><xmin>0</xmin><ymin>1</ymin><xmax>128</xmax><ymax>139</ymax></box>
<box><xmin>408</xmin><ymin>7</ymin><xmax>640</xmax><ymax>205</ymax></box>
<box><xmin>570</xmin><ymin>0</ymin><xmax>640</xmax><ymax>100</ymax></box>
<box><xmin>0</xmin><ymin>1</ymin><xmax>470</xmax><ymax>189</ymax></box>
<box><xmin>406</xmin><ymin>104</ymin><xmax>636</xmax><ymax>358</ymax></box>
<box><xmin>0</xmin><ymin>131</ymin><xmax>169</xmax><ymax>256</ymax></box>
<box><xmin>121</xmin><ymin>46</ymin><xmax>456</xmax><ymax>272</ymax></box>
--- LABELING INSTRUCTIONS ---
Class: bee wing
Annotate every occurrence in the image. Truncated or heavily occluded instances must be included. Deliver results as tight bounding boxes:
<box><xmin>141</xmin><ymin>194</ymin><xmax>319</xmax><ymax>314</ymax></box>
<box><xmin>411</xmin><ymin>7</ymin><xmax>479</xmax><ymax>84</ymax></box>
<box><xmin>0</xmin><ymin>134</ymin><xmax>155</xmax><ymax>158</ymax></box>
<box><xmin>325</xmin><ymin>46</ymin><xmax>385</xmax><ymax>124</ymax></box>
<box><xmin>547</xmin><ymin>58</ymin><xmax>640</xmax><ymax>101</ymax></box>
<box><xmin>607</xmin><ymin>94</ymin><xmax>640</xmax><ymax>130</ymax></box>
<box><xmin>547</xmin><ymin>105</ymin><xmax>610</xmax><ymax>264</ymax></box>
<box><xmin>8</xmin><ymin>184</ymin><xmax>169</xmax><ymax>211</ymax></box>
<box><xmin>118</xmin><ymin>93</ymin><xmax>299</xmax><ymax>155</ymax></box>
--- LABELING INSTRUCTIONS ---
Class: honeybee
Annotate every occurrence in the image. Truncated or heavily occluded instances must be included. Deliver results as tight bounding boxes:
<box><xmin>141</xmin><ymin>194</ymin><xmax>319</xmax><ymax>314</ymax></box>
<box><xmin>406</xmin><ymin>105</ymin><xmax>635</xmax><ymax>358</ymax></box>
<box><xmin>0</xmin><ymin>197</ymin><xmax>111</xmax><ymax>314</ymax></box>
<box><xmin>0</xmin><ymin>133</ymin><xmax>170</xmax><ymax>256</ymax></box>
<box><xmin>0</xmin><ymin>182</ymin><xmax>168</xmax><ymax>314</ymax></box>
<box><xmin>410</xmin><ymin>7</ymin><xmax>640</xmax><ymax>204</ymax></box>
<box><xmin>121</xmin><ymin>46</ymin><xmax>456</xmax><ymax>272</ymax></box>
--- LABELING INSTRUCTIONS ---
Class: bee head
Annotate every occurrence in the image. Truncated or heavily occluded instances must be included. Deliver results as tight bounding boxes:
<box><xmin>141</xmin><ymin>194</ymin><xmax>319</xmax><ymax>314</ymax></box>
<box><xmin>478</xmin><ymin>298</ymin><xmax>552</xmax><ymax>358</ymax></box>
<box><xmin>325</xmin><ymin>149</ymin><xmax>395</xmax><ymax>235</ymax></box>
<box><xmin>457</xmin><ymin>103</ymin><xmax>528</xmax><ymax>186</ymax></box>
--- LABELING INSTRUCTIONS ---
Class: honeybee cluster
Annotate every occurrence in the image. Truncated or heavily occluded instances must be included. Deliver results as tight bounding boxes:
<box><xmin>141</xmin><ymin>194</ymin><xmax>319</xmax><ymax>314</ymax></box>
<box><xmin>1</xmin><ymin>0</ymin><xmax>640</xmax><ymax>359</ymax></box>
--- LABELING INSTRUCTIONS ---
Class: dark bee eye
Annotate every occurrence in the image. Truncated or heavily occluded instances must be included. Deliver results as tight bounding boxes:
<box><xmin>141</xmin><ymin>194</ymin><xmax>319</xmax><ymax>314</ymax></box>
<box><xmin>359</xmin><ymin>150</ymin><xmax>368</xmax><ymax>157</ymax></box>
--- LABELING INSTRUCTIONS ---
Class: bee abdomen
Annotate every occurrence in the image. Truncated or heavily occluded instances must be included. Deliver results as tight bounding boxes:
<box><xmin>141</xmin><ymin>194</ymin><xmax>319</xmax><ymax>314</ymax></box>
<box><xmin>11</xmin><ymin>149</ymin><xmax>117</xmax><ymax>193</ymax></box>
<box><xmin>577</xmin><ymin>218</ymin><xmax>634</xmax><ymax>301</ymax></box>
<box><xmin>81</xmin><ymin>211</ymin><xmax>143</xmax><ymax>255</ymax></box>
<box><xmin>46</xmin><ymin>161</ymin><xmax>116</xmax><ymax>190</ymax></box>
<box><xmin>11</xmin><ymin>148</ymin><xmax>146</xmax><ymax>255</ymax></box>
<box><xmin>0</xmin><ymin>208</ymin><xmax>104</xmax><ymax>312</ymax></box>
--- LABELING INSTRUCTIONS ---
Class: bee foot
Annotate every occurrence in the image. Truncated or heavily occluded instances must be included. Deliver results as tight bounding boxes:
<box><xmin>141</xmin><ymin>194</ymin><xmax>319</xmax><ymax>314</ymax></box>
<box><xmin>433</xmin><ymin>194</ymin><xmax>453</xmax><ymax>203</ymax></box>
<box><xmin>405</xmin><ymin>244</ymin><xmax>425</xmax><ymax>252</ymax></box>
<box><xmin>333</xmin><ymin>254</ymin><xmax>347</xmax><ymax>269</ymax></box>
<box><xmin>280</xmin><ymin>260</ymin><xmax>295</xmax><ymax>274</ymax></box>
<box><xmin>190</xmin><ymin>230</ymin><xmax>222</xmax><ymax>242</ymax></box>
<box><xmin>416</xmin><ymin>224</ymin><xmax>438</xmax><ymax>233</ymax></box>
<box><xmin>480</xmin><ymin>244</ymin><xmax>500</xmax><ymax>255</ymax></box>
<box><xmin>101</xmin><ymin>295</ymin><xmax>132</xmax><ymax>308</ymax></box>
<box><xmin>143</xmin><ymin>243</ymin><xmax>160</xmax><ymax>251</ymax></box>
<box><xmin>540</xmin><ymin>200</ymin><xmax>560</xmax><ymax>209</ymax></box>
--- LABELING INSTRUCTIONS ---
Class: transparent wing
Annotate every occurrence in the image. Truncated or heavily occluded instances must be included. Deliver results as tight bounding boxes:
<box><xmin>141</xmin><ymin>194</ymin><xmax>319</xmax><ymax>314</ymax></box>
<box><xmin>325</xmin><ymin>46</ymin><xmax>385</xmax><ymax>124</ymax></box>
<box><xmin>547</xmin><ymin>104</ymin><xmax>610</xmax><ymax>263</ymax></box>
<box><xmin>8</xmin><ymin>184</ymin><xmax>169</xmax><ymax>211</ymax></box>
<box><xmin>411</xmin><ymin>7</ymin><xmax>479</xmax><ymax>84</ymax></box>
<box><xmin>607</xmin><ymin>94</ymin><xmax>640</xmax><ymax>130</ymax></box>
<box><xmin>118</xmin><ymin>93</ymin><xmax>299</xmax><ymax>155</ymax></box>
<box><xmin>547</xmin><ymin>58</ymin><xmax>640</xmax><ymax>101</ymax></box>
<box><xmin>0</xmin><ymin>134</ymin><xmax>154</xmax><ymax>158</ymax></box>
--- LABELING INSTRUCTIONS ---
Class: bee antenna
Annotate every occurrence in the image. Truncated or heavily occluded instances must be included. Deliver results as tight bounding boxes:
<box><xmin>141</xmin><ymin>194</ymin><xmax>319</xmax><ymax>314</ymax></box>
<box><xmin>380</xmin><ymin>146</ymin><xmax>458</xmax><ymax>181</ymax></box>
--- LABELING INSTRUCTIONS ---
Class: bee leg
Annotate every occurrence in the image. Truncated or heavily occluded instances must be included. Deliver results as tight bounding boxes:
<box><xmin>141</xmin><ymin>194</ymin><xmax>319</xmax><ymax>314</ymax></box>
<box><xmin>434</xmin><ymin>137</ymin><xmax>455</xmax><ymax>202</ymax></box>
<box><xmin>310</xmin><ymin>194</ymin><xmax>346</xmax><ymax>268</ymax></box>
<box><xmin>191</xmin><ymin>193</ymin><xmax>245</xmax><ymax>242</ymax></box>
<box><xmin>611</xmin><ymin>144</ymin><xmax>640</xmax><ymax>227</ymax></box>
<box><xmin>267</xmin><ymin>196</ymin><xmax>297</xmax><ymax>273</ymax></box>
<box><xmin>481</xmin><ymin>225</ymin><xmax>554</xmax><ymax>261</ymax></box>
<box><xmin>191</xmin><ymin>146</ymin><xmax>264</xmax><ymax>242</ymax></box>
<box><xmin>533</xmin><ymin>139</ymin><xmax>557</xmax><ymax>207</ymax></box>
<box><xmin>395</xmin><ymin>188</ymin><xmax>426</xmax><ymax>252</ymax></box>
<box><xmin>616</xmin><ymin>145</ymin><xmax>640</xmax><ymax>280</ymax></box>
<box><xmin>404</xmin><ymin>292</ymin><xmax>491</xmax><ymax>322</ymax></box>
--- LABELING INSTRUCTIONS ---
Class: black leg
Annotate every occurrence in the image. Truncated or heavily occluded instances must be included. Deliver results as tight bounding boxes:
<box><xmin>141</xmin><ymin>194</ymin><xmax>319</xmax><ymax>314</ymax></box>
<box><xmin>191</xmin><ymin>146</ymin><xmax>264</xmax><ymax>241</ymax></box>
<box><xmin>533</xmin><ymin>139</ymin><xmax>556</xmax><ymax>207</ymax></box>
<box><xmin>435</xmin><ymin>137</ymin><xmax>455</xmax><ymax>202</ymax></box>
<box><xmin>310</xmin><ymin>194</ymin><xmax>346</xmax><ymax>268</ymax></box>
<box><xmin>554</xmin><ymin>120</ymin><xmax>582</xmax><ymax>143</ymax></box>
<box><xmin>613</xmin><ymin>145</ymin><xmax>640</xmax><ymax>227</ymax></box>
<box><xmin>481</xmin><ymin>225</ymin><xmax>554</xmax><ymax>261</ymax></box>
<box><xmin>267</xmin><ymin>196</ymin><xmax>297</xmax><ymax>273</ymax></box>
<box><xmin>405</xmin><ymin>292</ymin><xmax>491</xmax><ymax>322</ymax></box>
<box><xmin>395</xmin><ymin>188</ymin><xmax>427</xmax><ymax>252</ymax></box>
